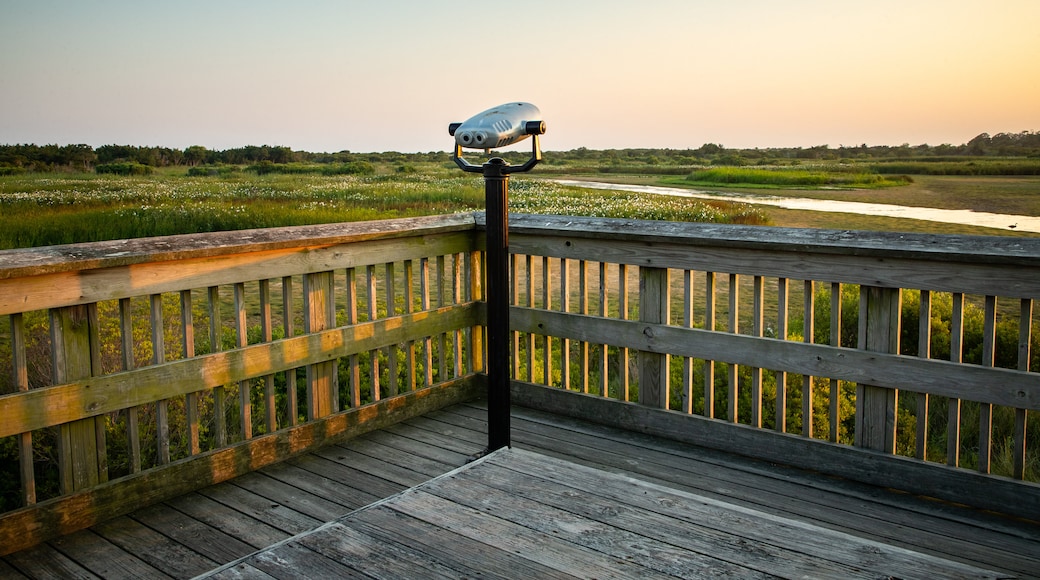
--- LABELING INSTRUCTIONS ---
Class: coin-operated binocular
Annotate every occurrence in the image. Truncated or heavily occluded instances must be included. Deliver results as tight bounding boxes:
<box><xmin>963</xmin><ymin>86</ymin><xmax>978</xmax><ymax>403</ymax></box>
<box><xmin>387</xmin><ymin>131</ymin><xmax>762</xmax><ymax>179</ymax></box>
<box><xmin>448</xmin><ymin>102</ymin><xmax>545</xmax><ymax>174</ymax></box>
<box><xmin>448</xmin><ymin>103</ymin><xmax>546</xmax><ymax>454</ymax></box>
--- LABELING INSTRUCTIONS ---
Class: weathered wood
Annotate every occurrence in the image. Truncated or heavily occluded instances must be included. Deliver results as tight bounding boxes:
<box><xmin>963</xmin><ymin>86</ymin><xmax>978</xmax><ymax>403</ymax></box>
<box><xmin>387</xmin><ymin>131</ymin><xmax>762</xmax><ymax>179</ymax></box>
<box><xmin>916</xmin><ymin>289</ymin><xmax>932</xmax><ymax>460</ymax></box>
<box><xmin>0</xmin><ymin>377</ymin><xmax>482</xmax><ymax>556</ymax></box>
<box><xmin>856</xmin><ymin>286</ymin><xmax>901</xmax><ymax>453</ymax></box>
<box><xmin>1016</xmin><ymin>298</ymin><xmax>1033</xmax><ymax>479</ymax></box>
<box><xmin>10</xmin><ymin>313</ymin><xmax>35</xmax><ymax>506</ymax></box>
<box><xmin>503</xmin><ymin>215</ymin><xmax>1040</xmax><ymax>298</ymax></box>
<box><xmin>508</xmin><ymin>307</ymin><xmax>1040</xmax><ymax>412</ymax></box>
<box><xmin>637</xmin><ymin>266</ymin><xmax>669</xmax><ymax>409</ymax></box>
<box><xmin>727</xmin><ymin>272</ymin><xmax>740</xmax><ymax>422</ymax></box>
<box><xmin>0</xmin><ymin>303</ymin><xmax>481</xmax><ymax>438</ymax></box>
<box><xmin>208</xmin><ymin>447</ymin><xmax>1006</xmax><ymax>580</ymax></box>
<box><xmin>303</xmin><ymin>271</ymin><xmax>336</xmax><ymax>420</ymax></box>
<box><xmin>703</xmin><ymin>270</ymin><xmax>716</xmax><ymax>418</ymax></box>
<box><xmin>0</xmin><ymin>215</ymin><xmax>477</xmax><ymax>315</ymax></box>
<box><xmin>50</xmin><ymin>304</ymin><xmax>104</xmax><ymax>493</ymax></box>
<box><xmin>513</xmin><ymin>382</ymin><xmax>1040</xmax><ymax>522</ymax></box>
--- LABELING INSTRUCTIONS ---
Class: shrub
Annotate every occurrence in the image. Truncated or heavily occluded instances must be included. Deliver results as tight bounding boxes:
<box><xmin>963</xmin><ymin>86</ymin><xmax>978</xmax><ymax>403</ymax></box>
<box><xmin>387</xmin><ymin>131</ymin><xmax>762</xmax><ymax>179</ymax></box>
<box><xmin>95</xmin><ymin>162</ymin><xmax>153</xmax><ymax>176</ymax></box>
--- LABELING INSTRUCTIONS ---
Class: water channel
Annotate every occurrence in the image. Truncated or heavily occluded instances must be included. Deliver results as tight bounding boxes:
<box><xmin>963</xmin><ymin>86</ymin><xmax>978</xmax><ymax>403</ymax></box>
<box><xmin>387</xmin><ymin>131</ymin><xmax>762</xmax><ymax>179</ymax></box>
<box><xmin>554</xmin><ymin>179</ymin><xmax>1040</xmax><ymax>234</ymax></box>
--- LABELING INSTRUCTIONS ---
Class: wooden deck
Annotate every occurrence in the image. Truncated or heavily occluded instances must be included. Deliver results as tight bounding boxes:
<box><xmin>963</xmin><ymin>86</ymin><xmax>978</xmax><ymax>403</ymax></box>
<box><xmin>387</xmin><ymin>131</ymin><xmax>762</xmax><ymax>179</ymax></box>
<box><xmin>3</xmin><ymin>401</ymin><xmax>1038</xmax><ymax>579</ymax></box>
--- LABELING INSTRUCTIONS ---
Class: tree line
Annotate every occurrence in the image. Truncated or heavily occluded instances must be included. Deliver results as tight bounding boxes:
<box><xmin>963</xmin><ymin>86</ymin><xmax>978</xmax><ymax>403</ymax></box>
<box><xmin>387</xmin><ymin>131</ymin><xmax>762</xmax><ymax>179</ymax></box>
<box><xmin>1</xmin><ymin>131</ymin><xmax>1038</xmax><ymax>174</ymax></box>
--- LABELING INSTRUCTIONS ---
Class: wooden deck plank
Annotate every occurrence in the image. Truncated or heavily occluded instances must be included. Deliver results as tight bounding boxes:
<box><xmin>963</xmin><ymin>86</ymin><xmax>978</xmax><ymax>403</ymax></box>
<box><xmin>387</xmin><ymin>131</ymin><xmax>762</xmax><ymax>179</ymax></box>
<box><xmin>91</xmin><ymin>516</ymin><xmax>218</xmax><ymax>579</ymax></box>
<box><xmin>384</xmin><ymin>489</ymin><xmax>674</xmax><ymax>579</ymax></box>
<box><xmin>338</xmin><ymin>435</ymin><xmax>463</xmax><ymax>478</ymax></box>
<box><xmin>252</xmin><ymin>461</ymin><xmax>374</xmax><ymax>512</ymax></box>
<box><xmin>203</xmin><ymin>562</ymin><xmax>279</xmax><ymax>580</ymax></box>
<box><xmin>480</xmin><ymin>448</ymin><xmax>1005</xmax><ymax>580</ymax></box>
<box><xmin>359</xmin><ymin>428</ymin><xmax>474</xmax><ymax>466</ymax></box>
<box><xmin>163</xmin><ymin>492</ymin><xmax>287</xmax><ymax>550</ymax></box>
<box><xmin>444</xmin><ymin>401</ymin><xmax>1040</xmax><ymax>576</ymax></box>
<box><xmin>50</xmin><ymin>528</ymin><xmax>172</xmax><ymax>579</ymax></box>
<box><xmin>3</xmin><ymin>542</ymin><xmax>99</xmax><ymax>579</ymax></box>
<box><xmin>224</xmin><ymin>471</ymin><xmax>347</xmax><ymax>522</ymax></box>
<box><xmin>6</xmin><ymin>401</ymin><xmax>1036</xmax><ymax>579</ymax></box>
<box><xmin>246</xmin><ymin>541</ymin><xmax>368</xmax><ymax>579</ymax></box>
<box><xmin>196</xmin><ymin>483</ymin><xmax>322</xmax><ymax>536</ymax></box>
<box><xmin>131</xmin><ymin>503</ymin><xmax>256</xmax><ymax>564</ymax></box>
<box><xmin>204</xmin><ymin>448</ymin><xmax>1004</xmax><ymax>580</ymax></box>
<box><xmin>345</xmin><ymin>505</ymin><xmax>577</xmax><ymax>579</ymax></box>
<box><xmin>282</xmin><ymin>453</ymin><xmax>398</xmax><ymax>503</ymax></box>
<box><xmin>0</xmin><ymin>557</ymin><xmax>28</xmax><ymax>579</ymax></box>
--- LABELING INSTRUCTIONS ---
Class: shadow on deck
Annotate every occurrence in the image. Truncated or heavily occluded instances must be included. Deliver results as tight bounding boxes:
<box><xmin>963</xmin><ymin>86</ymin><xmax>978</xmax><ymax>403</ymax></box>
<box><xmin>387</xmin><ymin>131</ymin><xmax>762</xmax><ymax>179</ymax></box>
<box><xmin>2</xmin><ymin>400</ymin><xmax>1036</xmax><ymax>579</ymax></box>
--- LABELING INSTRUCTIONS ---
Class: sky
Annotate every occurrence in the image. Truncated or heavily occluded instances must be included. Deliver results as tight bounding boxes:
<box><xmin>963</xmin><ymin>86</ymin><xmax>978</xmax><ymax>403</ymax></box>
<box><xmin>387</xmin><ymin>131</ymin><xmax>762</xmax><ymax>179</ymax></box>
<box><xmin>1</xmin><ymin>0</ymin><xmax>1038</xmax><ymax>153</ymax></box>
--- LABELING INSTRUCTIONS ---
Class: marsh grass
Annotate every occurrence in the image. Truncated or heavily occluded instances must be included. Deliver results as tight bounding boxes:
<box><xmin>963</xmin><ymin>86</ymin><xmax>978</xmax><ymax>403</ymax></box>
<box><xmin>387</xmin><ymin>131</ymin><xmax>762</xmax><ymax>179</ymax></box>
<box><xmin>0</xmin><ymin>166</ymin><xmax>768</xmax><ymax>249</ymax></box>
<box><xmin>685</xmin><ymin>167</ymin><xmax>912</xmax><ymax>189</ymax></box>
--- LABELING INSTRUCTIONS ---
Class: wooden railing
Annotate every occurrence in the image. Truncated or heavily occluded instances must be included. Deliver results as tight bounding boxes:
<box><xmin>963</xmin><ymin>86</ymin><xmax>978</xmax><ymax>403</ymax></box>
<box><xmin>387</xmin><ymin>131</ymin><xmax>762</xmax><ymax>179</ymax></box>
<box><xmin>2</xmin><ymin>212</ymin><xmax>1039</xmax><ymax>554</ymax></box>
<box><xmin>0</xmin><ymin>214</ymin><xmax>486</xmax><ymax>555</ymax></box>
<box><xmin>501</xmin><ymin>214</ymin><xmax>1040</xmax><ymax>520</ymax></box>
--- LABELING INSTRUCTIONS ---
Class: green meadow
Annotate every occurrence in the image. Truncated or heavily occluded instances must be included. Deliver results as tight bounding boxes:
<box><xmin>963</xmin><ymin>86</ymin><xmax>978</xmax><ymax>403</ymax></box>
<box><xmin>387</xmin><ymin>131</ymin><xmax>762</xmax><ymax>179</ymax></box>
<box><xmin>0</xmin><ymin>165</ymin><xmax>770</xmax><ymax>250</ymax></box>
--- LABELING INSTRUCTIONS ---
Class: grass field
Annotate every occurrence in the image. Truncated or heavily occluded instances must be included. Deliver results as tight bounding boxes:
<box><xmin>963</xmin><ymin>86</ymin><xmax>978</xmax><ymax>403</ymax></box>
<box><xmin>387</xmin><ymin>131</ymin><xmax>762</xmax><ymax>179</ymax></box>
<box><xmin>0</xmin><ymin>165</ymin><xmax>772</xmax><ymax>250</ymax></box>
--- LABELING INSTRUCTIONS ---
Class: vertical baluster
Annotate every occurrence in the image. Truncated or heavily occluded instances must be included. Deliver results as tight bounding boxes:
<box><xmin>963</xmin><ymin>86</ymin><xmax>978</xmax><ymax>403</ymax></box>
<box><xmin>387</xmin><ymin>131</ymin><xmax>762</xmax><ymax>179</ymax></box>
<box><xmin>829</xmin><ymin>282</ymin><xmax>841</xmax><ymax>443</ymax></box>
<box><xmin>420</xmin><ymin>258</ymin><xmax>434</xmax><ymax>388</ymax></box>
<box><xmin>51</xmin><ymin>303</ymin><xmax>104</xmax><ymax>491</ymax></box>
<box><xmin>11</xmin><ymin>313</ymin><xmax>36</xmax><ymax>505</ymax></box>
<box><xmin>751</xmin><ymin>276</ymin><xmax>764</xmax><ymax>428</ymax></box>
<box><xmin>599</xmin><ymin>261</ymin><xmax>609</xmax><ymax>398</ymax></box>
<box><xmin>367</xmin><ymin>265</ymin><xmax>381</xmax><ymax>400</ymax></box>
<box><xmin>232</xmin><ymin>283</ymin><xmax>251</xmax><ymax>440</ymax></box>
<box><xmin>259</xmin><ymin>280</ymin><xmax>277</xmax><ymax>431</ymax></box>
<box><xmin>855</xmin><ymin>286</ymin><xmax>901</xmax><ymax>453</ymax></box>
<box><xmin>704</xmin><ymin>271</ymin><xmax>716</xmax><ymax>418</ymax></box>
<box><xmin>386</xmin><ymin>262</ymin><xmax>399</xmax><ymax>397</ymax></box>
<box><xmin>797</xmin><ymin>279</ymin><xmax>809</xmax><ymax>436</ymax></box>
<box><xmin>511</xmin><ymin>254</ymin><xmax>521</xmax><ymax>380</ymax></box>
<box><xmin>1014</xmin><ymin>299</ymin><xmax>1032</xmax><ymax>479</ymax></box>
<box><xmin>343</xmin><ymin>268</ymin><xmax>359</xmax><ymax>407</ymax></box>
<box><xmin>543</xmin><ymin>256</ymin><xmax>554</xmax><ymax>386</ymax></box>
<box><xmin>404</xmin><ymin>259</ymin><xmax>417</xmax><ymax>392</ymax></box>
<box><xmin>916</xmin><ymin>290</ymin><xmax>931</xmax><ymax>460</ymax></box>
<box><xmin>561</xmin><ymin>258</ymin><xmax>572</xmax><ymax>391</ymax></box>
<box><xmin>682</xmin><ymin>269</ymin><xmax>695</xmax><ymax>414</ymax></box>
<box><xmin>619</xmin><ymin>263</ymin><xmax>630</xmax><ymax>402</ymax></box>
<box><xmin>638</xmin><ymin>266</ymin><xmax>670</xmax><ymax>409</ymax></box>
<box><xmin>208</xmin><ymin>286</ymin><xmax>226</xmax><ymax>447</ymax></box>
<box><xmin>525</xmin><ymin>254</ymin><xmax>535</xmax><ymax>383</ymax></box>
<box><xmin>727</xmin><ymin>273</ymin><xmax>740</xmax><ymax>423</ymax></box>
<box><xmin>119</xmin><ymin>298</ymin><xmax>142</xmax><ymax>471</ymax></box>
<box><xmin>774</xmin><ymin>278</ymin><xmax>788</xmax><ymax>433</ymax></box>
<box><xmin>282</xmin><ymin>276</ymin><xmax>298</xmax><ymax>424</ymax></box>
<box><xmin>151</xmin><ymin>294</ymin><xmax>170</xmax><ymax>462</ymax></box>
<box><xmin>181</xmin><ymin>290</ymin><xmax>200</xmax><ymax>455</ymax></box>
<box><xmin>453</xmin><ymin>253</ymin><xmax>463</xmax><ymax>378</ymax></box>
<box><xmin>948</xmin><ymin>292</ymin><xmax>964</xmax><ymax>466</ymax></box>
<box><xmin>437</xmin><ymin>255</ymin><xmax>447</xmax><ymax>382</ymax></box>
<box><xmin>469</xmin><ymin>250</ymin><xmax>484</xmax><ymax>375</ymax></box>
<box><xmin>579</xmin><ymin>259</ymin><xmax>589</xmax><ymax>394</ymax></box>
<box><xmin>304</xmin><ymin>272</ymin><xmax>336</xmax><ymax>418</ymax></box>
<box><xmin>978</xmin><ymin>295</ymin><xmax>996</xmax><ymax>473</ymax></box>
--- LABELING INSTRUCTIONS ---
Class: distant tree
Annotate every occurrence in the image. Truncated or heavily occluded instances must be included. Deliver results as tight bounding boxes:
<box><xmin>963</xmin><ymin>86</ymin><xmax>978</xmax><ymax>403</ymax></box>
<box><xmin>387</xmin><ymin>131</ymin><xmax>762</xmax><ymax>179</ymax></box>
<box><xmin>183</xmin><ymin>145</ymin><xmax>208</xmax><ymax>166</ymax></box>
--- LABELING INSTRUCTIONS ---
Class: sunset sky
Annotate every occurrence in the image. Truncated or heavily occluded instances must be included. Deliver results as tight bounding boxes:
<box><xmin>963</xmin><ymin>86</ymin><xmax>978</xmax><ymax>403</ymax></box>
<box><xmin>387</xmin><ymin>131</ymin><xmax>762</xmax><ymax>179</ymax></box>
<box><xmin>2</xmin><ymin>0</ymin><xmax>1037</xmax><ymax>153</ymax></box>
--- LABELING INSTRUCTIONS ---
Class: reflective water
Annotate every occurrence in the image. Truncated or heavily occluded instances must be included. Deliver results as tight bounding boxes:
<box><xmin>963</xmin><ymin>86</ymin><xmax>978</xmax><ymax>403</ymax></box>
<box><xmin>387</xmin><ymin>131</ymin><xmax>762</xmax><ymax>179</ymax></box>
<box><xmin>554</xmin><ymin>180</ymin><xmax>1040</xmax><ymax>234</ymax></box>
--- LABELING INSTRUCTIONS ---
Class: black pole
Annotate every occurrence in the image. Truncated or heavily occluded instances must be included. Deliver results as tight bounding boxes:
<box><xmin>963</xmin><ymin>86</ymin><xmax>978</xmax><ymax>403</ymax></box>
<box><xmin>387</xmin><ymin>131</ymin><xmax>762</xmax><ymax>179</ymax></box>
<box><xmin>483</xmin><ymin>158</ymin><xmax>510</xmax><ymax>451</ymax></box>
<box><xmin>449</xmin><ymin>122</ymin><xmax>543</xmax><ymax>457</ymax></box>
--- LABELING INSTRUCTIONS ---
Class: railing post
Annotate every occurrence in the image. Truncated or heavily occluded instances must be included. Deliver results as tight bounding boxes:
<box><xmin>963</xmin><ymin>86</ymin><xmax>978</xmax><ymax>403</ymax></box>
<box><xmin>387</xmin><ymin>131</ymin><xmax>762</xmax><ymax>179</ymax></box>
<box><xmin>304</xmin><ymin>271</ymin><xmax>337</xmax><ymax>419</ymax></box>
<box><xmin>638</xmin><ymin>267</ymin><xmax>670</xmax><ymax>409</ymax></box>
<box><xmin>855</xmin><ymin>286</ymin><xmax>901</xmax><ymax>452</ymax></box>
<box><xmin>50</xmin><ymin>304</ymin><xmax>106</xmax><ymax>492</ymax></box>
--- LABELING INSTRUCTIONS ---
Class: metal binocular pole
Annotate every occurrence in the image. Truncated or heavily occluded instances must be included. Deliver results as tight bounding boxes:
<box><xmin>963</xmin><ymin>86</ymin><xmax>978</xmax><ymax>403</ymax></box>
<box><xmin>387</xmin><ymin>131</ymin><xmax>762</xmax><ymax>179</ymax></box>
<box><xmin>449</xmin><ymin>120</ymin><xmax>545</xmax><ymax>455</ymax></box>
